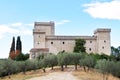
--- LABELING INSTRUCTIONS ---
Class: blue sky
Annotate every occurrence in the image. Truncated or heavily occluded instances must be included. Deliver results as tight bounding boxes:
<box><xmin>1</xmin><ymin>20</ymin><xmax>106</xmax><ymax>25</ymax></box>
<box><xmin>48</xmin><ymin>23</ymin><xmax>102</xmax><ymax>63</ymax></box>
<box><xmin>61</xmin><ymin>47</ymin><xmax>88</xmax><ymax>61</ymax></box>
<box><xmin>0</xmin><ymin>0</ymin><xmax>120</xmax><ymax>58</ymax></box>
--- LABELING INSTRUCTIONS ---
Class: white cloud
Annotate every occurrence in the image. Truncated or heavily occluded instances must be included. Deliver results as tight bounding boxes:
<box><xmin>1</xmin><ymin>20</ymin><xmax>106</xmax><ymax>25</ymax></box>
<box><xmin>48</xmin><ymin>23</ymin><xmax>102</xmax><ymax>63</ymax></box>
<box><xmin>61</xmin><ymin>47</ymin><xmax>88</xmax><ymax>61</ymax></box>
<box><xmin>0</xmin><ymin>22</ymin><xmax>33</xmax><ymax>39</ymax></box>
<box><xmin>55</xmin><ymin>20</ymin><xmax>70</xmax><ymax>26</ymax></box>
<box><xmin>25</xmin><ymin>23</ymin><xmax>34</xmax><ymax>26</ymax></box>
<box><xmin>83</xmin><ymin>0</ymin><xmax>120</xmax><ymax>20</ymax></box>
<box><xmin>11</xmin><ymin>22</ymin><xmax>23</xmax><ymax>27</ymax></box>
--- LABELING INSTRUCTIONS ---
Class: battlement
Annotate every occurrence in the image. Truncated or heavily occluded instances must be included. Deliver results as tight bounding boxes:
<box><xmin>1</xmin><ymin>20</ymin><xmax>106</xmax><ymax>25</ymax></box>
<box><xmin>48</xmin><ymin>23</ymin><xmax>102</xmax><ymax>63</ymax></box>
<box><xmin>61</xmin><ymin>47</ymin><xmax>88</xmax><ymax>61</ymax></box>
<box><xmin>94</xmin><ymin>28</ymin><xmax>111</xmax><ymax>34</ymax></box>
<box><xmin>34</xmin><ymin>21</ymin><xmax>55</xmax><ymax>35</ymax></box>
<box><xmin>34</xmin><ymin>21</ymin><xmax>54</xmax><ymax>27</ymax></box>
<box><xmin>46</xmin><ymin>35</ymin><xmax>96</xmax><ymax>40</ymax></box>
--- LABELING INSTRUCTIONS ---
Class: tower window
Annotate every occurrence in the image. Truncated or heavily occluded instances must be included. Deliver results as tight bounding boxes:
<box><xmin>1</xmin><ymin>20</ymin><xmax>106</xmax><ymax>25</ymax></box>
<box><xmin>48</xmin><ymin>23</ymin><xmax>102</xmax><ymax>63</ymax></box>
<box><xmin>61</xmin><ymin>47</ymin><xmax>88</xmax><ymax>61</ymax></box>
<box><xmin>89</xmin><ymin>48</ymin><xmax>91</xmax><ymax>51</ymax></box>
<box><xmin>37</xmin><ymin>42</ymin><xmax>40</xmax><ymax>45</ymax></box>
<box><xmin>90</xmin><ymin>41</ymin><xmax>92</xmax><ymax>43</ymax></box>
<box><xmin>51</xmin><ymin>42</ymin><xmax>53</xmax><ymax>44</ymax></box>
<box><xmin>39</xmin><ymin>35</ymin><xmax>40</xmax><ymax>38</ymax></box>
<box><xmin>104</xmin><ymin>40</ymin><xmax>106</xmax><ymax>43</ymax></box>
<box><xmin>62</xmin><ymin>42</ymin><xmax>65</xmax><ymax>44</ymax></box>
<box><xmin>102</xmin><ymin>46</ymin><xmax>104</xmax><ymax>49</ymax></box>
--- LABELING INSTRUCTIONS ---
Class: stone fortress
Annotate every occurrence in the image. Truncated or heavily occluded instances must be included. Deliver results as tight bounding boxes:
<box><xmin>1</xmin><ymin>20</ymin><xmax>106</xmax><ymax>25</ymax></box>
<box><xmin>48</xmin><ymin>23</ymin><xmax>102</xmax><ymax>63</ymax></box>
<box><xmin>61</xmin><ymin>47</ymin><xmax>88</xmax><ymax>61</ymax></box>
<box><xmin>30</xmin><ymin>21</ymin><xmax>111</xmax><ymax>59</ymax></box>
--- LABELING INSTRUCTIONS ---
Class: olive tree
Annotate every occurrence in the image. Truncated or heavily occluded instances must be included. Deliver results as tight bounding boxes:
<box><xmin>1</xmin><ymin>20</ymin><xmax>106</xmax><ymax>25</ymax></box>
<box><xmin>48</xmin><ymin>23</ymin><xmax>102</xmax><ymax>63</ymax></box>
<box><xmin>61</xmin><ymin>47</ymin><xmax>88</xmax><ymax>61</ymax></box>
<box><xmin>0</xmin><ymin>59</ymin><xmax>16</xmax><ymax>78</ymax></box>
<box><xmin>79</xmin><ymin>55</ymin><xmax>96</xmax><ymax>72</ymax></box>
<box><xmin>95</xmin><ymin>59</ymin><xmax>116</xmax><ymax>80</ymax></box>
<box><xmin>43</xmin><ymin>54</ymin><xmax>58</xmax><ymax>70</ymax></box>
<box><xmin>57</xmin><ymin>53</ymin><xmax>65</xmax><ymax>71</ymax></box>
<box><xmin>71</xmin><ymin>53</ymin><xmax>82</xmax><ymax>70</ymax></box>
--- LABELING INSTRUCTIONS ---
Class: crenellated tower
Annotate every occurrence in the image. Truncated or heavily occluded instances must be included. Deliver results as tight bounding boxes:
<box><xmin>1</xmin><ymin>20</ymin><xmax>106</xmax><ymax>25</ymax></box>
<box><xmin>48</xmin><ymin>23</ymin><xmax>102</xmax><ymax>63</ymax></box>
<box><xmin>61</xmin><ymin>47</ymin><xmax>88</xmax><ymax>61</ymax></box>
<box><xmin>33</xmin><ymin>21</ymin><xmax>54</xmax><ymax>48</ymax></box>
<box><xmin>94</xmin><ymin>28</ymin><xmax>111</xmax><ymax>55</ymax></box>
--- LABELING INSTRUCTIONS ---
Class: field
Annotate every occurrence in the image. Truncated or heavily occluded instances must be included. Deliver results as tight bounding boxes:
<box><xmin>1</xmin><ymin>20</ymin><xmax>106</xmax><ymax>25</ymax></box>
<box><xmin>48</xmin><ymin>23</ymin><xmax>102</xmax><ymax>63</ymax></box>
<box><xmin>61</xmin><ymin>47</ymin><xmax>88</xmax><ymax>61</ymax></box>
<box><xmin>0</xmin><ymin>66</ymin><xmax>119</xmax><ymax>80</ymax></box>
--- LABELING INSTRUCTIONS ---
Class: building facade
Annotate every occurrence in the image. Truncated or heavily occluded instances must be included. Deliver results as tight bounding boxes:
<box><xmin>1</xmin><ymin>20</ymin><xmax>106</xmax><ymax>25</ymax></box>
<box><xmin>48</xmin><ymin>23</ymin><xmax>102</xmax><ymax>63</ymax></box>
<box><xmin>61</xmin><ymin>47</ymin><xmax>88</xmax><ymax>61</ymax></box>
<box><xmin>30</xmin><ymin>21</ymin><xmax>111</xmax><ymax>59</ymax></box>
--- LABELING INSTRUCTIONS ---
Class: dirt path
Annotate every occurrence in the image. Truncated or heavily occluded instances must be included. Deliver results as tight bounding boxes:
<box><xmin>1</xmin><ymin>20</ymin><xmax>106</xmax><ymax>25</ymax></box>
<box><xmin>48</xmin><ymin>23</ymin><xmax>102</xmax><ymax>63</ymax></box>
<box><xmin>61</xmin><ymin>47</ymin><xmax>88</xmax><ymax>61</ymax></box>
<box><xmin>26</xmin><ymin>67</ymin><xmax>78</xmax><ymax>80</ymax></box>
<box><xmin>27</xmin><ymin>72</ymin><xmax>77</xmax><ymax>80</ymax></box>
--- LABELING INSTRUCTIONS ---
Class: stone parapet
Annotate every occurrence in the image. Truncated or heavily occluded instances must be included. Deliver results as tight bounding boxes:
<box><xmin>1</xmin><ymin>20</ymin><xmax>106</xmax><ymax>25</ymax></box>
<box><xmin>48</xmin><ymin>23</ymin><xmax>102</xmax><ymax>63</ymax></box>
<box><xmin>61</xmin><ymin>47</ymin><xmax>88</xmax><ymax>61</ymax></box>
<box><xmin>94</xmin><ymin>28</ymin><xmax>111</xmax><ymax>34</ymax></box>
<box><xmin>46</xmin><ymin>35</ymin><xmax>96</xmax><ymax>40</ymax></box>
<box><xmin>34</xmin><ymin>21</ymin><xmax>54</xmax><ymax>27</ymax></box>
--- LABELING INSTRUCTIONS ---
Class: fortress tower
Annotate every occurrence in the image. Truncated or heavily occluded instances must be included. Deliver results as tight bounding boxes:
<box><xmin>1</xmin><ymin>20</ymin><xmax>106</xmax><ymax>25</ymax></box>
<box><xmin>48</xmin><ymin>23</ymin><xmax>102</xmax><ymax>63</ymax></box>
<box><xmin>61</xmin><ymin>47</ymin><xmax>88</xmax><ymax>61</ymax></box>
<box><xmin>94</xmin><ymin>29</ymin><xmax>111</xmax><ymax>55</ymax></box>
<box><xmin>30</xmin><ymin>21</ymin><xmax>111</xmax><ymax>59</ymax></box>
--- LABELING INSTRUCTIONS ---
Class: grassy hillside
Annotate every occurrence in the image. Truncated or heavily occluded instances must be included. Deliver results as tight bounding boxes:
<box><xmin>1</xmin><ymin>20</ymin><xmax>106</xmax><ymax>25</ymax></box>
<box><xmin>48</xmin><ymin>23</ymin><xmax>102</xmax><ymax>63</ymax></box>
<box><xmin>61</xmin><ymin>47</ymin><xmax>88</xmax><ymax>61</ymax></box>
<box><xmin>0</xmin><ymin>66</ymin><xmax>119</xmax><ymax>80</ymax></box>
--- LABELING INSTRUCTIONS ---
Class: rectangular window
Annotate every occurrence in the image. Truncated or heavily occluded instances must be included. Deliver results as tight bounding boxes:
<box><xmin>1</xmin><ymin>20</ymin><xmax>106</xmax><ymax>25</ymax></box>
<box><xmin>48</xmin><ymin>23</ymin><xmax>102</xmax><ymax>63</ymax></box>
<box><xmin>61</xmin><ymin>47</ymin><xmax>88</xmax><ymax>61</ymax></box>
<box><xmin>104</xmin><ymin>40</ymin><xmax>106</xmax><ymax>43</ymax></box>
<box><xmin>37</xmin><ymin>42</ymin><xmax>40</xmax><ymax>45</ymax></box>
<box><xmin>90</xmin><ymin>41</ymin><xmax>92</xmax><ymax>43</ymax></box>
<box><xmin>102</xmin><ymin>46</ymin><xmax>104</xmax><ymax>49</ymax></box>
<box><xmin>89</xmin><ymin>48</ymin><xmax>91</xmax><ymax>51</ymax></box>
<box><xmin>51</xmin><ymin>42</ymin><xmax>53</xmax><ymax>44</ymax></box>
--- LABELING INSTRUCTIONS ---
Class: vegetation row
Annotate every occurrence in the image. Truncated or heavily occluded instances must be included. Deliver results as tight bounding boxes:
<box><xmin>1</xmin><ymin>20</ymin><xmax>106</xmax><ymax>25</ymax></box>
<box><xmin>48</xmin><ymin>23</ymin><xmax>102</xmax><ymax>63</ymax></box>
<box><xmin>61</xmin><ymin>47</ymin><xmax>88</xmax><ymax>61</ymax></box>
<box><xmin>0</xmin><ymin>52</ymin><xmax>120</xmax><ymax>79</ymax></box>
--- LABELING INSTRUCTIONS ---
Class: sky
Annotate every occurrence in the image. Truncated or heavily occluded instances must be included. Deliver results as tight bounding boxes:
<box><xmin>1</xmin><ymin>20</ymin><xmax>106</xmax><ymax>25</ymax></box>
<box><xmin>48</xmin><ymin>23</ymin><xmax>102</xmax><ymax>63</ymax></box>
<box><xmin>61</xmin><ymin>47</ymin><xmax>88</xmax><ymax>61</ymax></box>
<box><xmin>0</xmin><ymin>0</ymin><xmax>120</xmax><ymax>58</ymax></box>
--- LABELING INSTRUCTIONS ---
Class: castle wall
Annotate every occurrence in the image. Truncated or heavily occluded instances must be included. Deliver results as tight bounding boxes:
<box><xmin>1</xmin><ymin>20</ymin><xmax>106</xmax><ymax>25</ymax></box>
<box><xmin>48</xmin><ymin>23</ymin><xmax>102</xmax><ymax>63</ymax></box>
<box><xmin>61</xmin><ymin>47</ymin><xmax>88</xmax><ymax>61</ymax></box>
<box><xmin>85</xmin><ymin>39</ymin><xmax>97</xmax><ymax>53</ymax></box>
<box><xmin>46</xmin><ymin>39</ymin><xmax>75</xmax><ymax>54</ymax></box>
<box><xmin>30</xmin><ymin>21</ymin><xmax>111</xmax><ymax>59</ymax></box>
<box><xmin>46</xmin><ymin>39</ymin><xmax>97</xmax><ymax>54</ymax></box>
<box><xmin>45</xmin><ymin>36</ymin><xmax>97</xmax><ymax>54</ymax></box>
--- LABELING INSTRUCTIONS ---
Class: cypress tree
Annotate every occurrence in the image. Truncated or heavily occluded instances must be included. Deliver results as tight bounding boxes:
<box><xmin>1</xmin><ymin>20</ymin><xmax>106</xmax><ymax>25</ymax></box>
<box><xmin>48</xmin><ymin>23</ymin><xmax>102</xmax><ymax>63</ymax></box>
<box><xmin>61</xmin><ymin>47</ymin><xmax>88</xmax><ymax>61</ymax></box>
<box><xmin>9</xmin><ymin>37</ymin><xmax>15</xmax><ymax>59</ymax></box>
<box><xmin>16</xmin><ymin>36</ymin><xmax>22</xmax><ymax>51</ymax></box>
<box><xmin>10</xmin><ymin>37</ymin><xmax>15</xmax><ymax>52</ymax></box>
<box><xmin>16</xmin><ymin>36</ymin><xmax>22</xmax><ymax>56</ymax></box>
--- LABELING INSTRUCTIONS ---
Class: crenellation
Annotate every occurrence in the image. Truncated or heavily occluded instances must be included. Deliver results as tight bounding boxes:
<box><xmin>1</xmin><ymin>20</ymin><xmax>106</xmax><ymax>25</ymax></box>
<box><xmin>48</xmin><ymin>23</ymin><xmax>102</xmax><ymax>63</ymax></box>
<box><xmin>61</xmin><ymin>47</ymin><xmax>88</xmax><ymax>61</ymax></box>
<box><xmin>46</xmin><ymin>36</ymin><xmax>96</xmax><ymax>40</ymax></box>
<box><xmin>94</xmin><ymin>28</ymin><xmax>111</xmax><ymax>34</ymax></box>
<box><xmin>35</xmin><ymin>21</ymin><xmax>54</xmax><ymax>27</ymax></box>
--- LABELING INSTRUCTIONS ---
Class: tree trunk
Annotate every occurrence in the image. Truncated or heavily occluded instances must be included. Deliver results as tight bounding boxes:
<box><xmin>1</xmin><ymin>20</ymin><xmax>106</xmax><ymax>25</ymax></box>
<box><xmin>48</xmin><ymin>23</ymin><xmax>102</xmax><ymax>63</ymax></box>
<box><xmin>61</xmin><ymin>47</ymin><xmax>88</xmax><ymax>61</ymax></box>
<box><xmin>87</xmin><ymin>67</ymin><xmax>90</xmax><ymax>72</ymax></box>
<box><xmin>23</xmin><ymin>71</ymin><xmax>26</xmax><ymax>74</ymax></box>
<box><xmin>8</xmin><ymin>73</ymin><xmax>11</xmax><ymax>79</ymax></box>
<box><xmin>23</xmin><ymin>69</ymin><xmax>26</xmax><ymax>74</ymax></box>
<box><xmin>51</xmin><ymin>66</ymin><xmax>53</xmax><ymax>70</ymax></box>
<box><xmin>75</xmin><ymin>64</ymin><xmax>77</xmax><ymax>70</ymax></box>
<box><xmin>83</xmin><ymin>66</ymin><xmax>86</xmax><ymax>72</ymax></box>
<box><xmin>65</xmin><ymin>65</ymin><xmax>67</xmax><ymax>68</ymax></box>
<box><xmin>61</xmin><ymin>65</ymin><xmax>64</xmax><ymax>71</ymax></box>
<box><xmin>43</xmin><ymin>68</ymin><xmax>46</xmax><ymax>72</ymax></box>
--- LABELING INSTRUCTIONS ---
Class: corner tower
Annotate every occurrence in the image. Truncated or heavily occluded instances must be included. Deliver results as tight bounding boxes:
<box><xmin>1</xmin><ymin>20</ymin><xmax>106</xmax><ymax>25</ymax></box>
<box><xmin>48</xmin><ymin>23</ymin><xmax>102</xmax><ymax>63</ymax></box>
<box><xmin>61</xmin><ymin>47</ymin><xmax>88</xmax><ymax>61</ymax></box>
<box><xmin>33</xmin><ymin>21</ymin><xmax>54</xmax><ymax>48</ymax></box>
<box><xmin>94</xmin><ymin>28</ymin><xmax>111</xmax><ymax>55</ymax></box>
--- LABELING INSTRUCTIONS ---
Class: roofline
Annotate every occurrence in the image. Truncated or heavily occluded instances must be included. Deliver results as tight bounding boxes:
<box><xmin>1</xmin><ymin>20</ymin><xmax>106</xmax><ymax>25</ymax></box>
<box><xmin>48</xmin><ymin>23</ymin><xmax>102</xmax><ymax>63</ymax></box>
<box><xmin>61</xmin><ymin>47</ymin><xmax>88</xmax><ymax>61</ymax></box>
<box><xmin>46</xmin><ymin>35</ymin><xmax>96</xmax><ymax>40</ymax></box>
<box><xmin>34</xmin><ymin>21</ymin><xmax>54</xmax><ymax>26</ymax></box>
<box><xmin>94</xmin><ymin>28</ymin><xmax>111</xmax><ymax>34</ymax></box>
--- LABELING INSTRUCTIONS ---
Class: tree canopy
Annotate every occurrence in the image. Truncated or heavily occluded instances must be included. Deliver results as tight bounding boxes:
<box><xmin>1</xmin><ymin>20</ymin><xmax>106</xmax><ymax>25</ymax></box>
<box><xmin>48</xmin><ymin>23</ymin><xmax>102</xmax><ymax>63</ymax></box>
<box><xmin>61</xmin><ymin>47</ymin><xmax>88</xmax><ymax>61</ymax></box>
<box><xmin>73</xmin><ymin>39</ymin><xmax>86</xmax><ymax>53</ymax></box>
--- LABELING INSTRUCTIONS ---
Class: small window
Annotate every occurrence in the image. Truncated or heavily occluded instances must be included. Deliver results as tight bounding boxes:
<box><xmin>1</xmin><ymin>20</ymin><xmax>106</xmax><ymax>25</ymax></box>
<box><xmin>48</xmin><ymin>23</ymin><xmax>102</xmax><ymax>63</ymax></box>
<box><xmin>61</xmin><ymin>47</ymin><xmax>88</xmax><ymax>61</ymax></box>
<box><xmin>37</xmin><ymin>42</ymin><xmax>40</xmax><ymax>45</ymax></box>
<box><xmin>102</xmin><ymin>46</ymin><xmax>104</xmax><ymax>49</ymax></box>
<box><xmin>90</xmin><ymin>41</ymin><xmax>92</xmax><ymax>43</ymax></box>
<box><xmin>62</xmin><ymin>42</ymin><xmax>65</xmax><ymax>44</ymax></box>
<box><xmin>89</xmin><ymin>48</ymin><xmax>91</xmax><ymax>51</ymax></box>
<box><xmin>39</xmin><ymin>35</ymin><xmax>40</xmax><ymax>38</ymax></box>
<box><xmin>104</xmin><ymin>40</ymin><xmax>106</xmax><ymax>43</ymax></box>
<box><xmin>51</xmin><ymin>42</ymin><xmax>53</xmax><ymax>44</ymax></box>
